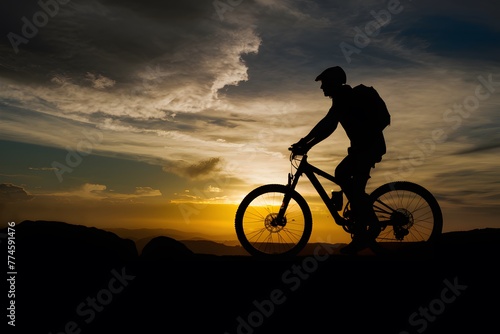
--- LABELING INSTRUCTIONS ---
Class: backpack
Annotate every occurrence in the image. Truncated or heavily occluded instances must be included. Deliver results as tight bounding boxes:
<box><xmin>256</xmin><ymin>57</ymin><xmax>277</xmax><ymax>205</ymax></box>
<box><xmin>351</xmin><ymin>84</ymin><xmax>390</xmax><ymax>131</ymax></box>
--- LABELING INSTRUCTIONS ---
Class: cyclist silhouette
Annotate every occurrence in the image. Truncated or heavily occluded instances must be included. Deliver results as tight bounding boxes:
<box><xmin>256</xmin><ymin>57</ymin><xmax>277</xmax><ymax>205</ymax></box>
<box><xmin>291</xmin><ymin>66</ymin><xmax>387</xmax><ymax>254</ymax></box>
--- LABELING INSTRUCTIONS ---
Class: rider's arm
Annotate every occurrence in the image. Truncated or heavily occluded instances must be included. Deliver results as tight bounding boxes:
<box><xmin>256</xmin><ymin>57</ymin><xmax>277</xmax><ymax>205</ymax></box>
<box><xmin>299</xmin><ymin>107</ymin><xmax>339</xmax><ymax>149</ymax></box>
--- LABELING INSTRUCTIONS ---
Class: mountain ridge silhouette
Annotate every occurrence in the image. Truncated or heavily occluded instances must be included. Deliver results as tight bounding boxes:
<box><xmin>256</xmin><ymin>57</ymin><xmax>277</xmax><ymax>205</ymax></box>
<box><xmin>4</xmin><ymin>220</ymin><xmax>499</xmax><ymax>333</ymax></box>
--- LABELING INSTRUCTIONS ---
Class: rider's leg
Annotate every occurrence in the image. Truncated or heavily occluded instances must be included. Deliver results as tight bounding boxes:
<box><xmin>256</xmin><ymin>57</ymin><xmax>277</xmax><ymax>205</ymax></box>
<box><xmin>335</xmin><ymin>154</ymin><xmax>375</xmax><ymax>229</ymax></box>
<box><xmin>336</xmin><ymin>153</ymin><xmax>378</xmax><ymax>254</ymax></box>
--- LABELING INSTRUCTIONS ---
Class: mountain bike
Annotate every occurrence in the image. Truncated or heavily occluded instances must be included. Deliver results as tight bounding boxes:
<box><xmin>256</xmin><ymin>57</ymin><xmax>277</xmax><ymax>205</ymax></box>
<box><xmin>234</xmin><ymin>148</ymin><xmax>443</xmax><ymax>257</ymax></box>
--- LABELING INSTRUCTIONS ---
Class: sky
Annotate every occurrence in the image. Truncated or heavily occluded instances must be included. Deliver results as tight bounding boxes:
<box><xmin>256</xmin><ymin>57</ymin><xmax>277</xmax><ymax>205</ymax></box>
<box><xmin>0</xmin><ymin>0</ymin><xmax>499</xmax><ymax>243</ymax></box>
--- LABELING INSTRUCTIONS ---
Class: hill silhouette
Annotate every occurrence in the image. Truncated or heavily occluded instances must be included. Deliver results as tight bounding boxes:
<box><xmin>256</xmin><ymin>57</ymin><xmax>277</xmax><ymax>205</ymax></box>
<box><xmin>104</xmin><ymin>226</ymin><xmax>236</xmax><ymax>243</ymax></box>
<box><xmin>3</xmin><ymin>220</ymin><xmax>499</xmax><ymax>333</ymax></box>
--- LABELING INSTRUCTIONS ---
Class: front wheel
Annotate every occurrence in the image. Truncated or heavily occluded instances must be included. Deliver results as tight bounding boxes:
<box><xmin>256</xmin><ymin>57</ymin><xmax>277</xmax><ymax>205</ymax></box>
<box><xmin>369</xmin><ymin>181</ymin><xmax>443</xmax><ymax>255</ymax></box>
<box><xmin>235</xmin><ymin>184</ymin><xmax>312</xmax><ymax>258</ymax></box>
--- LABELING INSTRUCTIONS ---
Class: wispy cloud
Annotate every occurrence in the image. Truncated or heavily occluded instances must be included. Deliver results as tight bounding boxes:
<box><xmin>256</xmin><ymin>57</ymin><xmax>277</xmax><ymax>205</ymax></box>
<box><xmin>0</xmin><ymin>183</ymin><xmax>34</xmax><ymax>202</ymax></box>
<box><xmin>28</xmin><ymin>167</ymin><xmax>58</xmax><ymax>171</ymax></box>
<box><xmin>46</xmin><ymin>183</ymin><xmax>162</xmax><ymax>201</ymax></box>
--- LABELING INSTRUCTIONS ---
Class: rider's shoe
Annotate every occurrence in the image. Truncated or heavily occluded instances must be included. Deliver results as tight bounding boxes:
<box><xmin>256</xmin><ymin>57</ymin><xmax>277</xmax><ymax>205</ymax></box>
<box><xmin>340</xmin><ymin>234</ymin><xmax>371</xmax><ymax>255</ymax></box>
<box><xmin>340</xmin><ymin>224</ymin><xmax>380</xmax><ymax>255</ymax></box>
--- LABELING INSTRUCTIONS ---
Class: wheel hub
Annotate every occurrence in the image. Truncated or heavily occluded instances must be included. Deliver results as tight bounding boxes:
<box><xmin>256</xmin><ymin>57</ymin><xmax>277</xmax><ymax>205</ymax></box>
<box><xmin>264</xmin><ymin>213</ymin><xmax>287</xmax><ymax>232</ymax></box>
<box><xmin>390</xmin><ymin>208</ymin><xmax>414</xmax><ymax>240</ymax></box>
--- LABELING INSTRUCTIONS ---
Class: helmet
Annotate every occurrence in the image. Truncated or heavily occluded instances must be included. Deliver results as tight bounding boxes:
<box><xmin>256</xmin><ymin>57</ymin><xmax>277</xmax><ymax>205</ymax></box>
<box><xmin>315</xmin><ymin>66</ymin><xmax>347</xmax><ymax>85</ymax></box>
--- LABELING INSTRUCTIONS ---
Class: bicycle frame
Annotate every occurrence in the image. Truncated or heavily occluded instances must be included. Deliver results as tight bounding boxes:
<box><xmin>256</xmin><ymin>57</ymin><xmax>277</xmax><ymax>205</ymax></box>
<box><xmin>278</xmin><ymin>154</ymin><xmax>347</xmax><ymax>226</ymax></box>
<box><xmin>235</xmin><ymin>150</ymin><xmax>443</xmax><ymax>256</ymax></box>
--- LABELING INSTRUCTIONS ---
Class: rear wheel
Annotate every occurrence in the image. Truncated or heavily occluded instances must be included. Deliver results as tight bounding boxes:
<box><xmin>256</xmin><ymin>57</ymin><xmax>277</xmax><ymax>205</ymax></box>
<box><xmin>235</xmin><ymin>184</ymin><xmax>312</xmax><ymax>258</ymax></box>
<box><xmin>369</xmin><ymin>181</ymin><xmax>443</xmax><ymax>255</ymax></box>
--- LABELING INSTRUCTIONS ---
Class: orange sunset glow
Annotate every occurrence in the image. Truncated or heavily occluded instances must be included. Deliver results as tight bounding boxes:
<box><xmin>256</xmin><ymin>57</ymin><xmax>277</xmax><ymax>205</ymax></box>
<box><xmin>1</xmin><ymin>0</ymin><xmax>499</xmax><ymax>246</ymax></box>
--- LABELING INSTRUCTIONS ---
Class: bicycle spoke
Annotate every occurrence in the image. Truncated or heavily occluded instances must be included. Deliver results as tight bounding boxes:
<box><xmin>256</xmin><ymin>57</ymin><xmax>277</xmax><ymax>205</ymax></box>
<box><xmin>236</xmin><ymin>187</ymin><xmax>311</xmax><ymax>256</ymax></box>
<box><xmin>368</xmin><ymin>182</ymin><xmax>442</xmax><ymax>253</ymax></box>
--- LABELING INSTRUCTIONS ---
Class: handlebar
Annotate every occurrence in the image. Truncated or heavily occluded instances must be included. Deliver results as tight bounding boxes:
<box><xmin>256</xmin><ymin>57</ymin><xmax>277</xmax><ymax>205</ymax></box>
<box><xmin>288</xmin><ymin>145</ymin><xmax>308</xmax><ymax>161</ymax></box>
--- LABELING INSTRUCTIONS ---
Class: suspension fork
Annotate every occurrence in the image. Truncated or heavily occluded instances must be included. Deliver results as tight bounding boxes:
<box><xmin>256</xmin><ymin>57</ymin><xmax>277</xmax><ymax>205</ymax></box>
<box><xmin>275</xmin><ymin>159</ymin><xmax>304</xmax><ymax>225</ymax></box>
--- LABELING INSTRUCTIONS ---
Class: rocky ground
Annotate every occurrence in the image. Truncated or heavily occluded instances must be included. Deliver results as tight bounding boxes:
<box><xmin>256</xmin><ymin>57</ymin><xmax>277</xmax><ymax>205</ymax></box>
<box><xmin>5</xmin><ymin>220</ymin><xmax>499</xmax><ymax>333</ymax></box>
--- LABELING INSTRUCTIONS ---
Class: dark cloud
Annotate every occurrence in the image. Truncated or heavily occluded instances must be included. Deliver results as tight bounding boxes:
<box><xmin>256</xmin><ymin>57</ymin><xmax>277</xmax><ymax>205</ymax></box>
<box><xmin>446</xmin><ymin>120</ymin><xmax>500</xmax><ymax>156</ymax></box>
<box><xmin>0</xmin><ymin>183</ymin><xmax>34</xmax><ymax>203</ymax></box>
<box><xmin>400</xmin><ymin>15</ymin><xmax>500</xmax><ymax>63</ymax></box>
<box><xmin>0</xmin><ymin>0</ymin><xmax>257</xmax><ymax>89</ymax></box>
<box><xmin>433</xmin><ymin>169</ymin><xmax>478</xmax><ymax>179</ymax></box>
<box><xmin>163</xmin><ymin>157</ymin><xmax>223</xmax><ymax>180</ymax></box>
<box><xmin>185</xmin><ymin>157</ymin><xmax>222</xmax><ymax>178</ymax></box>
<box><xmin>86</xmin><ymin>109</ymin><xmax>242</xmax><ymax>133</ymax></box>
<box><xmin>454</xmin><ymin>142</ymin><xmax>500</xmax><ymax>155</ymax></box>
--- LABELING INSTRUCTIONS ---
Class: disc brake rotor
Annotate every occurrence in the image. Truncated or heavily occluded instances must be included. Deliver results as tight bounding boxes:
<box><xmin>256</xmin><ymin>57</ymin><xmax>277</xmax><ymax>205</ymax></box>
<box><xmin>264</xmin><ymin>213</ymin><xmax>287</xmax><ymax>232</ymax></box>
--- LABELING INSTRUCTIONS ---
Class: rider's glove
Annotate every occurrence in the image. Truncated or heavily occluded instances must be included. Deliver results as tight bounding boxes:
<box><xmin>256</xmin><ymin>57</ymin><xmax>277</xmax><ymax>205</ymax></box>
<box><xmin>290</xmin><ymin>138</ymin><xmax>309</xmax><ymax>155</ymax></box>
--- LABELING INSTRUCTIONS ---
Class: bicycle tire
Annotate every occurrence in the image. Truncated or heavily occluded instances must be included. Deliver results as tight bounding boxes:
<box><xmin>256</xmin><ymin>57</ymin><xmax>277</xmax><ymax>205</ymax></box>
<box><xmin>368</xmin><ymin>181</ymin><xmax>443</xmax><ymax>255</ymax></box>
<box><xmin>235</xmin><ymin>184</ymin><xmax>312</xmax><ymax>258</ymax></box>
